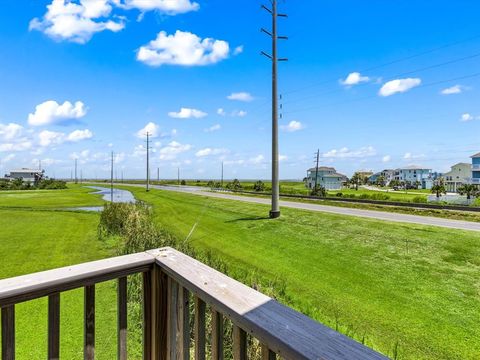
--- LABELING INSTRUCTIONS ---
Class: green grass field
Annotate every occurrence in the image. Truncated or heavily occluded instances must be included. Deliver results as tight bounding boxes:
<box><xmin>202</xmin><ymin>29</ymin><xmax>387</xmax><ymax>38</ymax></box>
<box><xmin>120</xmin><ymin>185</ymin><xmax>480</xmax><ymax>360</ymax></box>
<box><xmin>1</xmin><ymin>185</ymin><xmax>480</xmax><ymax>359</ymax></box>
<box><xmin>0</xmin><ymin>186</ymin><xmax>125</xmax><ymax>359</ymax></box>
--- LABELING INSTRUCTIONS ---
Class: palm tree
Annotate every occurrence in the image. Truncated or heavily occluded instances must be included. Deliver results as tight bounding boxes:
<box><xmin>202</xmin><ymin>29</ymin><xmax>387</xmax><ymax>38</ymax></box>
<box><xmin>431</xmin><ymin>178</ymin><xmax>446</xmax><ymax>199</ymax></box>
<box><xmin>350</xmin><ymin>173</ymin><xmax>362</xmax><ymax>190</ymax></box>
<box><xmin>457</xmin><ymin>184</ymin><xmax>480</xmax><ymax>200</ymax></box>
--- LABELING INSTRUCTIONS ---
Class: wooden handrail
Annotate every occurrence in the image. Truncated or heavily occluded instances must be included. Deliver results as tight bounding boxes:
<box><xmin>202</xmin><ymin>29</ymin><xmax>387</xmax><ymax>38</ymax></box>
<box><xmin>154</xmin><ymin>247</ymin><xmax>387</xmax><ymax>360</ymax></box>
<box><xmin>0</xmin><ymin>248</ymin><xmax>387</xmax><ymax>360</ymax></box>
<box><xmin>0</xmin><ymin>252</ymin><xmax>154</xmax><ymax>307</ymax></box>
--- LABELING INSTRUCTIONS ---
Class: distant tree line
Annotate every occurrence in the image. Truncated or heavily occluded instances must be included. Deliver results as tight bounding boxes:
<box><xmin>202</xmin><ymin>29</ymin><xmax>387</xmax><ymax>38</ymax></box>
<box><xmin>0</xmin><ymin>178</ymin><xmax>67</xmax><ymax>191</ymax></box>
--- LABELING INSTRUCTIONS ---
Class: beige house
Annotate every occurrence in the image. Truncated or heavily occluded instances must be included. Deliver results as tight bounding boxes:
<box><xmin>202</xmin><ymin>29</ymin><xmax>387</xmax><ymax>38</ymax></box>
<box><xmin>444</xmin><ymin>162</ymin><xmax>471</xmax><ymax>192</ymax></box>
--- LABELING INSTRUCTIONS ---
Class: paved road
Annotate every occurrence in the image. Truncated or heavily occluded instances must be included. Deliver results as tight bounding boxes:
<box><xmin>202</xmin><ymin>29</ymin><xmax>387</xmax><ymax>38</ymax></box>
<box><xmin>111</xmin><ymin>183</ymin><xmax>480</xmax><ymax>232</ymax></box>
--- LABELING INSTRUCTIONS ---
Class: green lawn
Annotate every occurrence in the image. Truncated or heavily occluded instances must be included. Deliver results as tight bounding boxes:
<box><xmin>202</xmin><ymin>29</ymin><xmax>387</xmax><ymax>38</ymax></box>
<box><xmin>0</xmin><ymin>185</ymin><xmax>104</xmax><ymax>209</ymax></box>
<box><xmin>0</xmin><ymin>187</ymin><xmax>123</xmax><ymax>360</ymax></box>
<box><xmin>120</xmin><ymin>185</ymin><xmax>480</xmax><ymax>360</ymax></box>
<box><xmin>2</xmin><ymin>185</ymin><xmax>479</xmax><ymax>359</ymax></box>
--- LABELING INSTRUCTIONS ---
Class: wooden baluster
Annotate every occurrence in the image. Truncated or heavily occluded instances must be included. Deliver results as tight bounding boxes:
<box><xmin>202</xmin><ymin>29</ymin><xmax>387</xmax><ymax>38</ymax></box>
<box><xmin>177</xmin><ymin>287</ymin><xmax>190</xmax><ymax>360</ymax></box>
<box><xmin>261</xmin><ymin>344</ymin><xmax>276</xmax><ymax>360</ymax></box>
<box><xmin>84</xmin><ymin>285</ymin><xmax>95</xmax><ymax>360</ymax></box>
<box><xmin>167</xmin><ymin>278</ymin><xmax>178</xmax><ymax>360</ymax></box>
<box><xmin>194</xmin><ymin>296</ymin><xmax>206</xmax><ymax>360</ymax></box>
<box><xmin>211</xmin><ymin>310</ymin><xmax>223</xmax><ymax>360</ymax></box>
<box><xmin>143</xmin><ymin>271</ymin><xmax>152</xmax><ymax>360</ymax></box>
<box><xmin>144</xmin><ymin>267</ymin><xmax>168</xmax><ymax>360</ymax></box>
<box><xmin>1</xmin><ymin>305</ymin><xmax>15</xmax><ymax>360</ymax></box>
<box><xmin>118</xmin><ymin>277</ymin><xmax>127</xmax><ymax>360</ymax></box>
<box><xmin>48</xmin><ymin>294</ymin><xmax>60</xmax><ymax>360</ymax></box>
<box><xmin>233</xmin><ymin>326</ymin><xmax>246</xmax><ymax>360</ymax></box>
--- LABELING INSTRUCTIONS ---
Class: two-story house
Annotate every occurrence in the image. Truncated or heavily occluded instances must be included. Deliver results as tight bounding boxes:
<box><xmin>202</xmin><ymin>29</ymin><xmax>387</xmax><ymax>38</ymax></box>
<box><xmin>444</xmin><ymin>163</ymin><xmax>471</xmax><ymax>192</ymax></box>
<box><xmin>305</xmin><ymin>166</ymin><xmax>347</xmax><ymax>190</ymax></box>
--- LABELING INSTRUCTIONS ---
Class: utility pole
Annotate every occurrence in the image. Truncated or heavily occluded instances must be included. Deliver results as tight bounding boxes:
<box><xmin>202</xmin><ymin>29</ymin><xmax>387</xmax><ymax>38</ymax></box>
<box><xmin>221</xmin><ymin>161</ymin><xmax>224</xmax><ymax>188</ymax></box>
<box><xmin>177</xmin><ymin>167</ymin><xmax>180</xmax><ymax>186</ymax></box>
<box><xmin>110</xmin><ymin>151</ymin><xmax>114</xmax><ymax>202</ymax></box>
<box><xmin>146</xmin><ymin>132</ymin><xmax>150</xmax><ymax>192</ymax></box>
<box><xmin>121</xmin><ymin>171</ymin><xmax>124</xmax><ymax>184</ymax></box>
<box><xmin>80</xmin><ymin>170</ymin><xmax>83</xmax><ymax>184</ymax></box>
<box><xmin>314</xmin><ymin>149</ymin><xmax>320</xmax><ymax>190</ymax></box>
<box><xmin>74</xmin><ymin>159</ymin><xmax>78</xmax><ymax>184</ymax></box>
<box><xmin>157</xmin><ymin>167</ymin><xmax>160</xmax><ymax>182</ymax></box>
<box><xmin>262</xmin><ymin>0</ymin><xmax>287</xmax><ymax>219</ymax></box>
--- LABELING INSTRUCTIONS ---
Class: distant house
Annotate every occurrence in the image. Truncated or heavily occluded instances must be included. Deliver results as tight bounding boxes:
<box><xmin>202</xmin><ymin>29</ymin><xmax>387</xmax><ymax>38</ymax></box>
<box><xmin>444</xmin><ymin>163</ymin><xmax>471</xmax><ymax>192</ymax></box>
<box><xmin>393</xmin><ymin>166</ymin><xmax>433</xmax><ymax>189</ymax></box>
<box><xmin>368</xmin><ymin>169</ymin><xmax>394</xmax><ymax>185</ymax></box>
<box><xmin>471</xmin><ymin>152</ymin><xmax>480</xmax><ymax>185</ymax></box>
<box><xmin>305</xmin><ymin>166</ymin><xmax>347</xmax><ymax>190</ymax></box>
<box><xmin>6</xmin><ymin>169</ymin><xmax>44</xmax><ymax>183</ymax></box>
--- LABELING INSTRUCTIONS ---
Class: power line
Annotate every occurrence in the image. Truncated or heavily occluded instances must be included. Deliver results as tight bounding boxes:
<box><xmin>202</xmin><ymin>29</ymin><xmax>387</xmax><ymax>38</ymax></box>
<box><xmin>283</xmin><ymin>33</ymin><xmax>480</xmax><ymax>96</ymax></box>
<box><xmin>283</xmin><ymin>50</ymin><xmax>480</xmax><ymax>107</ymax></box>
<box><xmin>284</xmin><ymin>71</ymin><xmax>480</xmax><ymax>115</ymax></box>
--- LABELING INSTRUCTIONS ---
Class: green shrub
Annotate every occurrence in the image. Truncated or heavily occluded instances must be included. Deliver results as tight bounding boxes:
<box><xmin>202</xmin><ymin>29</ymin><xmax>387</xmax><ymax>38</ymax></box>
<box><xmin>412</xmin><ymin>196</ymin><xmax>427</xmax><ymax>203</ymax></box>
<box><xmin>335</xmin><ymin>192</ymin><xmax>343</xmax><ymax>197</ymax></box>
<box><xmin>253</xmin><ymin>180</ymin><xmax>265</xmax><ymax>192</ymax></box>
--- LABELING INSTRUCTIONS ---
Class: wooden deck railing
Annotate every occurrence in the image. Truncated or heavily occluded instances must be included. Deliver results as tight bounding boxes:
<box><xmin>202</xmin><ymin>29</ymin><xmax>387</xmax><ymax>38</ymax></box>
<box><xmin>0</xmin><ymin>247</ymin><xmax>387</xmax><ymax>360</ymax></box>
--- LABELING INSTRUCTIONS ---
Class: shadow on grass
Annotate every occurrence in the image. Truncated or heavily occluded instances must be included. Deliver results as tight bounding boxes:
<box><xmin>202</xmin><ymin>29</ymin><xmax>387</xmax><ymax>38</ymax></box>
<box><xmin>226</xmin><ymin>216</ymin><xmax>271</xmax><ymax>223</ymax></box>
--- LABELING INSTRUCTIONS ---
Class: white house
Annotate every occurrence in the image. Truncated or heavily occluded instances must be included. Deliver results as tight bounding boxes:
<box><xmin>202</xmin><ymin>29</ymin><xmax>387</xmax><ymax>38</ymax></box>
<box><xmin>305</xmin><ymin>166</ymin><xmax>347</xmax><ymax>190</ymax></box>
<box><xmin>393</xmin><ymin>166</ymin><xmax>433</xmax><ymax>189</ymax></box>
<box><xmin>444</xmin><ymin>163</ymin><xmax>471</xmax><ymax>192</ymax></box>
<box><xmin>6</xmin><ymin>169</ymin><xmax>44</xmax><ymax>183</ymax></box>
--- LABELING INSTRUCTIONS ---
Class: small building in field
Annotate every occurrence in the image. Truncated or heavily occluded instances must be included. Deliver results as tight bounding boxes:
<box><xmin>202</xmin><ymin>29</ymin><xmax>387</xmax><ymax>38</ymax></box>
<box><xmin>6</xmin><ymin>169</ymin><xmax>45</xmax><ymax>183</ymax></box>
<box><xmin>444</xmin><ymin>163</ymin><xmax>471</xmax><ymax>192</ymax></box>
<box><xmin>305</xmin><ymin>166</ymin><xmax>347</xmax><ymax>190</ymax></box>
<box><xmin>393</xmin><ymin>166</ymin><xmax>433</xmax><ymax>189</ymax></box>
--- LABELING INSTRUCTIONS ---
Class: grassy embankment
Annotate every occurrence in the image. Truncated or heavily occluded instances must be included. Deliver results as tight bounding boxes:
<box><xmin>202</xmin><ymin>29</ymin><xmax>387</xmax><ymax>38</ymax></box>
<box><xmin>0</xmin><ymin>185</ymin><xmax>127</xmax><ymax>359</ymax></box>
<box><xmin>118</xmin><ymin>184</ymin><xmax>480</xmax><ymax>360</ymax></box>
<box><xmin>2</xmin><ymin>184</ymin><xmax>480</xmax><ymax>359</ymax></box>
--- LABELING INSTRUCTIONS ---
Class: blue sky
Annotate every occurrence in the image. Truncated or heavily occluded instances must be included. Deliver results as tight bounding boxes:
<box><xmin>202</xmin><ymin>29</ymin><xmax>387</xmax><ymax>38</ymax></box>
<box><xmin>1</xmin><ymin>0</ymin><xmax>480</xmax><ymax>180</ymax></box>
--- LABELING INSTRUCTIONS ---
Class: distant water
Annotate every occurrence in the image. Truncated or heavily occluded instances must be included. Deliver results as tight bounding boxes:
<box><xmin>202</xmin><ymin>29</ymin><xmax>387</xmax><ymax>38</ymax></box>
<box><xmin>66</xmin><ymin>186</ymin><xmax>136</xmax><ymax>212</ymax></box>
<box><xmin>86</xmin><ymin>186</ymin><xmax>136</xmax><ymax>203</ymax></box>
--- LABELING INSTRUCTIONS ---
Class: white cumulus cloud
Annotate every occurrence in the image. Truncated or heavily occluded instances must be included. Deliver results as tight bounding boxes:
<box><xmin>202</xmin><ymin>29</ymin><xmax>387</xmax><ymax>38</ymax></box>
<box><xmin>137</xmin><ymin>30</ymin><xmax>230</xmax><ymax>67</ymax></box>
<box><xmin>28</xmin><ymin>100</ymin><xmax>87</xmax><ymax>126</ymax></box>
<box><xmin>322</xmin><ymin>146</ymin><xmax>376</xmax><ymax>159</ymax></box>
<box><xmin>159</xmin><ymin>141</ymin><xmax>191</xmax><ymax>160</ymax></box>
<box><xmin>168</xmin><ymin>108</ymin><xmax>207</xmax><ymax>119</ymax></box>
<box><xmin>340</xmin><ymin>72</ymin><xmax>370</xmax><ymax>86</ymax></box>
<box><xmin>280</xmin><ymin>120</ymin><xmax>304</xmax><ymax>132</ymax></box>
<box><xmin>67</xmin><ymin>129</ymin><xmax>93</xmax><ymax>142</ymax></box>
<box><xmin>379</xmin><ymin>78</ymin><xmax>421</xmax><ymax>97</ymax></box>
<box><xmin>195</xmin><ymin>148</ymin><xmax>228</xmax><ymax>157</ymax></box>
<box><xmin>461</xmin><ymin>113</ymin><xmax>474</xmax><ymax>122</ymax></box>
<box><xmin>113</xmin><ymin>0</ymin><xmax>199</xmax><ymax>14</ymax></box>
<box><xmin>0</xmin><ymin>123</ymin><xmax>24</xmax><ymax>141</ymax></box>
<box><xmin>441</xmin><ymin>84</ymin><xmax>464</xmax><ymax>95</ymax></box>
<box><xmin>227</xmin><ymin>92</ymin><xmax>253</xmax><ymax>102</ymax></box>
<box><xmin>204</xmin><ymin>124</ymin><xmax>221</xmax><ymax>132</ymax></box>
<box><xmin>136</xmin><ymin>122</ymin><xmax>160</xmax><ymax>138</ymax></box>
<box><xmin>382</xmin><ymin>155</ymin><xmax>391</xmax><ymax>163</ymax></box>
<box><xmin>29</xmin><ymin>0</ymin><xmax>125</xmax><ymax>44</ymax></box>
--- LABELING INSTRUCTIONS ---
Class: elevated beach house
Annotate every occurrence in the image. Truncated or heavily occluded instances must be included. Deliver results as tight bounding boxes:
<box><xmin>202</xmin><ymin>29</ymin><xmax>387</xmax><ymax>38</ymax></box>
<box><xmin>393</xmin><ymin>166</ymin><xmax>433</xmax><ymax>189</ymax></box>
<box><xmin>305</xmin><ymin>166</ymin><xmax>347</xmax><ymax>190</ymax></box>
<box><xmin>444</xmin><ymin>162</ymin><xmax>471</xmax><ymax>192</ymax></box>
